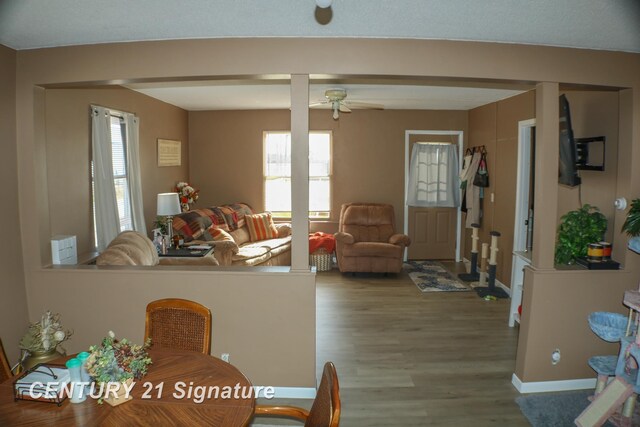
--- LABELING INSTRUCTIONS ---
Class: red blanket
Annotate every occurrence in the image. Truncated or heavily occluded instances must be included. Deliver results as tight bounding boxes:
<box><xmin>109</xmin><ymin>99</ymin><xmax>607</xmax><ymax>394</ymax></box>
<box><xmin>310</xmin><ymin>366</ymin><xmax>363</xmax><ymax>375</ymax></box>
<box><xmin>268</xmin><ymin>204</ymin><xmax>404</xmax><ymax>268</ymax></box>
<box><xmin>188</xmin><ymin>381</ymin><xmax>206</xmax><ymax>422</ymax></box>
<box><xmin>309</xmin><ymin>232</ymin><xmax>336</xmax><ymax>254</ymax></box>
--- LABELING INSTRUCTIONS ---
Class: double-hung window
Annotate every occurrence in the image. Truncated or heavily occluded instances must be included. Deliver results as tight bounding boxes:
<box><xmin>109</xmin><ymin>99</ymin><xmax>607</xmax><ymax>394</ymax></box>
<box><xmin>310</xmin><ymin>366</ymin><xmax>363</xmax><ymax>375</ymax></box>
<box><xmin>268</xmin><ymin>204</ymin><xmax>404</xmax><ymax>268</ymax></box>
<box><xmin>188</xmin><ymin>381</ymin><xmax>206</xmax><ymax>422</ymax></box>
<box><xmin>264</xmin><ymin>131</ymin><xmax>332</xmax><ymax>219</ymax></box>
<box><xmin>108</xmin><ymin>115</ymin><xmax>134</xmax><ymax>232</ymax></box>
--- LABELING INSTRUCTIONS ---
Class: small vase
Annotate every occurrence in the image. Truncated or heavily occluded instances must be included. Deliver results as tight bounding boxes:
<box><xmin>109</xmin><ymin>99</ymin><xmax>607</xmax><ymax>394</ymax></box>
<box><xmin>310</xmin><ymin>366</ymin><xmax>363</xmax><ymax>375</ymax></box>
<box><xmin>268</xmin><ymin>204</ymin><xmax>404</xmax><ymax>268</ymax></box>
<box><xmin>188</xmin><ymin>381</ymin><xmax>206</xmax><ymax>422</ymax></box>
<box><xmin>21</xmin><ymin>348</ymin><xmax>64</xmax><ymax>372</ymax></box>
<box><xmin>103</xmin><ymin>378</ymin><xmax>134</xmax><ymax>407</ymax></box>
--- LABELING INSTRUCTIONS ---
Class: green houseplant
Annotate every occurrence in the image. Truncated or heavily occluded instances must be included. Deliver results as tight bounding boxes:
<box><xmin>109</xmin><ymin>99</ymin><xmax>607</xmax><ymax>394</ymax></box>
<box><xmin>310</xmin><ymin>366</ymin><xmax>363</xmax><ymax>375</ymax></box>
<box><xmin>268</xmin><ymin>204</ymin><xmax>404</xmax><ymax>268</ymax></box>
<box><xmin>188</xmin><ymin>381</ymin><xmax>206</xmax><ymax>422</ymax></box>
<box><xmin>555</xmin><ymin>204</ymin><xmax>608</xmax><ymax>265</ymax></box>
<box><xmin>622</xmin><ymin>198</ymin><xmax>640</xmax><ymax>237</ymax></box>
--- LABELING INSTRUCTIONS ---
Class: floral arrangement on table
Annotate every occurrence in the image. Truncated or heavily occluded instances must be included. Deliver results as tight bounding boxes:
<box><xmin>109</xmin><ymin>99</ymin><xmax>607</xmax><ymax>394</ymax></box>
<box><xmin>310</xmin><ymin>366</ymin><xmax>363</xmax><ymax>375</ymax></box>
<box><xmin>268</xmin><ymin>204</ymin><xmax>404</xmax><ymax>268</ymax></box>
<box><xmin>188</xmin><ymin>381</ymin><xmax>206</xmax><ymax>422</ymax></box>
<box><xmin>86</xmin><ymin>331</ymin><xmax>152</xmax><ymax>387</ymax></box>
<box><xmin>19</xmin><ymin>311</ymin><xmax>73</xmax><ymax>355</ymax></box>
<box><xmin>175</xmin><ymin>181</ymin><xmax>199</xmax><ymax>212</ymax></box>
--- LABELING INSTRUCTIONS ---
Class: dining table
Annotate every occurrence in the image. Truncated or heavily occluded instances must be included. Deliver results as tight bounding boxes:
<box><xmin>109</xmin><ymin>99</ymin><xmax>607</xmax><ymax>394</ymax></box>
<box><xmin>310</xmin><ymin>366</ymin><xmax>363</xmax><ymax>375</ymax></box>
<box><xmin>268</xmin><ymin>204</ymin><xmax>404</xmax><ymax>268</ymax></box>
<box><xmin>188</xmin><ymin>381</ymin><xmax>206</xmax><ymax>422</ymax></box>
<box><xmin>0</xmin><ymin>348</ymin><xmax>255</xmax><ymax>426</ymax></box>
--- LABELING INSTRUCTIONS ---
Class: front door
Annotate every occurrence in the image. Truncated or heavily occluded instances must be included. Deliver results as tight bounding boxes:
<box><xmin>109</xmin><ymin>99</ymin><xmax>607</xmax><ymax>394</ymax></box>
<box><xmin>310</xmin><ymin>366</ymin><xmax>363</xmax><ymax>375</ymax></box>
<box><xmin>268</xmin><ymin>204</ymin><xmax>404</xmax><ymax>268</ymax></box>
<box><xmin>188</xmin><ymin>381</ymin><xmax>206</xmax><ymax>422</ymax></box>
<box><xmin>406</xmin><ymin>135</ymin><xmax>458</xmax><ymax>260</ymax></box>
<box><xmin>408</xmin><ymin>205</ymin><xmax>457</xmax><ymax>260</ymax></box>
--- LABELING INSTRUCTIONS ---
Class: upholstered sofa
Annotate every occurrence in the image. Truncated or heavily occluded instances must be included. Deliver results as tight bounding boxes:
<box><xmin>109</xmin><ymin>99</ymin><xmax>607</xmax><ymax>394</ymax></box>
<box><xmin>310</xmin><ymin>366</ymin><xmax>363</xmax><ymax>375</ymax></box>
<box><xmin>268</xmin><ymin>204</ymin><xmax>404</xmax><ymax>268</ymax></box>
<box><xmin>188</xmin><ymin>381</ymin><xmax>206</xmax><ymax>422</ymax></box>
<box><xmin>171</xmin><ymin>203</ymin><xmax>291</xmax><ymax>267</ymax></box>
<box><xmin>335</xmin><ymin>203</ymin><xmax>411</xmax><ymax>273</ymax></box>
<box><xmin>96</xmin><ymin>230</ymin><xmax>218</xmax><ymax>266</ymax></box>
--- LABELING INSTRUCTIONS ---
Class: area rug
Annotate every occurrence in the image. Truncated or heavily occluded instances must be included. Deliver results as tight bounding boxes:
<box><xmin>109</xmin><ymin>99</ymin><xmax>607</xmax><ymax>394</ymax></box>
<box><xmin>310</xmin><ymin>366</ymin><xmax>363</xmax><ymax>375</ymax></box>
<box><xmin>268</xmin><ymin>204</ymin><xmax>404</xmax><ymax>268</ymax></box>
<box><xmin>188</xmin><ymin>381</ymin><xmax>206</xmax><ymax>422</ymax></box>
<box><xmin>516</xmin><ymin>389</ymin><xmax>619</xmax><ymax>427</ymax></box>
<box><xmin>404</xmin><ymin>260</ymin><xmax>471</xmax><ymax>292</ymax></box>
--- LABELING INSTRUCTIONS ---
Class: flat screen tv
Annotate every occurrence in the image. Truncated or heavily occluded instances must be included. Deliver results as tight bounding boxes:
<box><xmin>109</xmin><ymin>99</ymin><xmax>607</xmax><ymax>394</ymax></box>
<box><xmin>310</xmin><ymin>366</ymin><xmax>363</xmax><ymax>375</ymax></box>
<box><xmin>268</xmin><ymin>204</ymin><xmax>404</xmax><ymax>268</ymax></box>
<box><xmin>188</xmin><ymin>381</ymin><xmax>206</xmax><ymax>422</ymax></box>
<box><xmin>559</xmin><ymin>94</ymin><xmax>581</xmax><ymax>187</ymax></box>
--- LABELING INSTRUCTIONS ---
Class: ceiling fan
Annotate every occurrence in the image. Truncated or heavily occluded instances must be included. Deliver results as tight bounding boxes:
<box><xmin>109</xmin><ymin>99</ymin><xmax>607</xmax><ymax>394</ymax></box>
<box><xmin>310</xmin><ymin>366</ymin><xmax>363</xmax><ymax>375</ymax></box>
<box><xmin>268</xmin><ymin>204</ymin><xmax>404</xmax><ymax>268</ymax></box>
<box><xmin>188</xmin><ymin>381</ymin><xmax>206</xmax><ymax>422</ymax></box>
<box><xmin>310</xmin><ymin>88</ymin><xmax>384</xmax><ymax>120</ymax></box>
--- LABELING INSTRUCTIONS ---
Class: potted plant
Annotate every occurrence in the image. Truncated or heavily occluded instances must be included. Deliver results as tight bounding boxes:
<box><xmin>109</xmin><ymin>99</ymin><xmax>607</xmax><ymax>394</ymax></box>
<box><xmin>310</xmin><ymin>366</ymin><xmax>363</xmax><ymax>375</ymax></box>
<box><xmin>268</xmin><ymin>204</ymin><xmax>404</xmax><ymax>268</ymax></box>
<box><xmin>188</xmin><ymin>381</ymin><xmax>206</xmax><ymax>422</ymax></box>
<box><xmin>153</xmin><ymin>216</ymin><xmax>169</xmax><ymax>235</ymax></box>
<box><xmin>555</xmin><ymin>204</ymin><xmax>608</xmax><ymax>265</ymax></box>
<box><xmin>622</xmin><ymin>198</ymin><xmax>640</xmax><ymax>254</ymax></box>
<box><xmin>19</xmin><ymin>311</ymin><xmax>73</xmax><ymax>371</ymax></box>
<box><xmin>622</xmin><ymin>198</ymin><xmax>640</xmax><ymax>237</ymax></box>
<box><xmin>85</xmin><ymin>331</ymin><xmax>152</xmax><ymax>405</ymax></box>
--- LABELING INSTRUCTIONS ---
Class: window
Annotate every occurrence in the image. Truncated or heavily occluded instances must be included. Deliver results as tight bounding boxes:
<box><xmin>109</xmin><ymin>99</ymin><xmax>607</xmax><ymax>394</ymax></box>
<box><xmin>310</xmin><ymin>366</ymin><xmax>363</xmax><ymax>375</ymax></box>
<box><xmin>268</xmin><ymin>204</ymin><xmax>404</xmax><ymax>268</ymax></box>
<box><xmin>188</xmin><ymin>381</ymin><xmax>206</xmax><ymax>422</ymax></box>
<box><xmin>264</xmin><ymin>131</ymin><xmax>332</xmax><ymax>219</ymax></box>
<box><xmin>407</xmin><ymin>142</ymin><xmax>460</xmax><ymax>208</ymax></box>
<box><xmin>109</xmin><ymin>115</ymin><xmax>134</xmax><ymax>231</ymax></box>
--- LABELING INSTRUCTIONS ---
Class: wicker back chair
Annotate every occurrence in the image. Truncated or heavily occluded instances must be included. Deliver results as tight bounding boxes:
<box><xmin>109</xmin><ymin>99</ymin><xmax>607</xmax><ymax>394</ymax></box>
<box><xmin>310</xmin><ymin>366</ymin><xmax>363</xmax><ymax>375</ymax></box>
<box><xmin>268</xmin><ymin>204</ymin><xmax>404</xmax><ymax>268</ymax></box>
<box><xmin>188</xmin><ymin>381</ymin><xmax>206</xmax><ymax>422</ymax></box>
<box><xmin>254</xmin><ymin>362</ymin><xmax>340</xmax><ymax>427</ymax></box>
<box><xmin>0</xmin><ymin>338</ymin><xmax>13</xmax><ymax>383</ymax></box>
<box><xmin>144</xmin><ymin>298</ymin><xmax>212</xmax><ymax>355</ymax></box>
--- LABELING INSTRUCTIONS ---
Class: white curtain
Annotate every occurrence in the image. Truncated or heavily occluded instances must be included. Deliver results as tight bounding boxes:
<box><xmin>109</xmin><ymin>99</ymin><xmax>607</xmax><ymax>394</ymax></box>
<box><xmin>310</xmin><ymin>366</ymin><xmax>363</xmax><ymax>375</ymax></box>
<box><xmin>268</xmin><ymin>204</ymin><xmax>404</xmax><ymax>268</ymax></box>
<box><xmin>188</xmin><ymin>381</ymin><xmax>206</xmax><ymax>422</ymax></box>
<box><xmin>407</xmin><ymin>143</ymin><xmax>460</xmax><ymax>208</ymax></box>
<box><xmin>91</xmin><ymin>106</ymin><xmax>120</xmax><ymax>251</ymax></box>
<box><xmin>124</xmin><ymin>113</ymin><xmax>146</xmax><ymax>233</ymax></box>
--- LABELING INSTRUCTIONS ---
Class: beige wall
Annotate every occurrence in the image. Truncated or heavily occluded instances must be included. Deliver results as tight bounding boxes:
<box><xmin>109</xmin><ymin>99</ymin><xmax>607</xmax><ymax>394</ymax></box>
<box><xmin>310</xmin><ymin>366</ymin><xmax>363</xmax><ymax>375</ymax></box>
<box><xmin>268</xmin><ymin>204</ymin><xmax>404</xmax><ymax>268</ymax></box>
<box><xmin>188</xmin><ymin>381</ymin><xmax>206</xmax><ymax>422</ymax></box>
<box><xmin>11</xmin><ymin>39</ymin><xmax>640</xmax><ymax>388</ymax></box>
<box><xmin>464</xmin><ymin>91</ymin><xmax>536</xmax><ymax>286</ymax></box>
<box><xmin>190</xmin><ymin>108</ymin><xmax>468</xmax><ymax>233</ymax></box>
<box><xmin>29</xmin><ymin>266</ymin><xmax>316</xmax><ymax>387</ymax></box>
<box><xmin>45</xmin><ymin>88</ymin><xmax>189</xmax><ymax>256</ymax></box>
<box><xmin>515</xmin><ymin>268</ymin><xmax>635</xmax><ymax>381</ymax></box>
<box><xmin>0</xmin><ymin>44</ymin><xmax>28</xmax><ymax>365</ymax></box>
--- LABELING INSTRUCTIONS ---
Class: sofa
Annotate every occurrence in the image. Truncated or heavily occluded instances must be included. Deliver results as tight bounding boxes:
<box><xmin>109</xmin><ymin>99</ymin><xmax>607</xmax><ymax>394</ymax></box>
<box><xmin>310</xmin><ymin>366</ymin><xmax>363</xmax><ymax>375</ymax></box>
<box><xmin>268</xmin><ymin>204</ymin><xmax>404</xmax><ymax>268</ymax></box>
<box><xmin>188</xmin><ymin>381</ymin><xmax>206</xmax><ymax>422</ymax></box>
<box><xmin>335</xmin><ymin>203</ymin><xmax>411</xmax><ymax>273</ymax></box>
<box><xmin>96</xmin><ymin>230</ymin><xmax>218</xmax><ymax>266</ymax></box>
<box><xmin>171</xmin><ymin>203</ymin><xmax>291</xmax><ymax>267</ymax></box>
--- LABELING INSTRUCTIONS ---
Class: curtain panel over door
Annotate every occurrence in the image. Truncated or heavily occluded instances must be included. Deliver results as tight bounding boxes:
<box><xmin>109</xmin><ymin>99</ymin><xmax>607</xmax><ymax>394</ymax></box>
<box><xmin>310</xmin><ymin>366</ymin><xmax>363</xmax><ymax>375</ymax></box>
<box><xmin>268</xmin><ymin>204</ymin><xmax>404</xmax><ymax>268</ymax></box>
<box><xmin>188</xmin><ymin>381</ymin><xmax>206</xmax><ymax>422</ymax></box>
<box><xmin>407</xmin><ymin>143</ymin><xmax>460</xmax><ymax>208</ymax></box>
<box><xmin>91</xmin><ymin>105</ymin><xmax>146</xmax><ymax>251</ymax></box>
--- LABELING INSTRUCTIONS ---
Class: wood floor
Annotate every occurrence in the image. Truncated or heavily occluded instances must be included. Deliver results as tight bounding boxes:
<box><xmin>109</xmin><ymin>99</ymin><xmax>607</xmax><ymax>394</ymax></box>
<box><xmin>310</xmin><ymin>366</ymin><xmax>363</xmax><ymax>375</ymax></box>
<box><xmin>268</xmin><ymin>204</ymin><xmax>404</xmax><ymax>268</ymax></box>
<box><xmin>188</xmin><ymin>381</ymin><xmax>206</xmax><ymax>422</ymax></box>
<box><xmin>253</xmin><ymin>264</ymin><xmax>529</xmax><ymax>426</ymax></box>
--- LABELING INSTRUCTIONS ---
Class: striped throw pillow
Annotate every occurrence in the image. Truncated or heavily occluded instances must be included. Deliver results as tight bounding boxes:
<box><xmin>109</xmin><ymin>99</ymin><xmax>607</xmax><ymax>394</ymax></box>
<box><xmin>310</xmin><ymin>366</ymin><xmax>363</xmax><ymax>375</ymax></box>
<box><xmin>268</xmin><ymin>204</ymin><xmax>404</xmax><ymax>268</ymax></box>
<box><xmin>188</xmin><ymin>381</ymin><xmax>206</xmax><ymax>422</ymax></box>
<box><xmin>246</xmin><ymin>212</ymin><xmax>278</xmax><ymax>242</ymax></box>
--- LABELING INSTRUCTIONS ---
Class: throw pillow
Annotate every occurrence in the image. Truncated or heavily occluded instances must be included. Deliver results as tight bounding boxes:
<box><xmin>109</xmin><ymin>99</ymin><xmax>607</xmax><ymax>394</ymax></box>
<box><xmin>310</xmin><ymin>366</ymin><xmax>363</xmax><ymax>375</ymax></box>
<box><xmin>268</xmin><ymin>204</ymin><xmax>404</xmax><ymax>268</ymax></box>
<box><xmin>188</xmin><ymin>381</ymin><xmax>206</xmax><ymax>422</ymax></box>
<box><xmin>245</xmin><ymin>212</ymin><xmax>278</xmax><ymax>242</ymax></box>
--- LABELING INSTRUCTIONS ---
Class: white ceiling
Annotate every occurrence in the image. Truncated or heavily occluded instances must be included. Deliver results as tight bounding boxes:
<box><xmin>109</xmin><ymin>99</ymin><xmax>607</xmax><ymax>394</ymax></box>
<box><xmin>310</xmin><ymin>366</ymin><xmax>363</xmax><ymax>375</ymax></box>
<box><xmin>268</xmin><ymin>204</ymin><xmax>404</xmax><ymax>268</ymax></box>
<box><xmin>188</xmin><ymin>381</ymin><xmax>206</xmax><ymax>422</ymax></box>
<box><xmin>0</xmin><ymin>0</ymin><xmax>639</xmax><ymax>52</ymax></box>
<box><xmin>125</xmin><ymin>81</ymin><xmax>526</xmax><ymax>111</ymax></box>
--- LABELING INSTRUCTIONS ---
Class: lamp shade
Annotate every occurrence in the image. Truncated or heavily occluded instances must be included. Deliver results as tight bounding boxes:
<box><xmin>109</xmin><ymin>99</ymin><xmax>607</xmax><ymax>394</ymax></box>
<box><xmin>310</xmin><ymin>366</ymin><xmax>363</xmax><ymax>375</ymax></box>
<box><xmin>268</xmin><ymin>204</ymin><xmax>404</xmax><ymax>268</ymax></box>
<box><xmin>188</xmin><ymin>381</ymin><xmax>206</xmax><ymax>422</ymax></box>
<box><xmin>157</xmin><ymin>193</ymin><xmax>181</xmax><ymax>216</ymax></box>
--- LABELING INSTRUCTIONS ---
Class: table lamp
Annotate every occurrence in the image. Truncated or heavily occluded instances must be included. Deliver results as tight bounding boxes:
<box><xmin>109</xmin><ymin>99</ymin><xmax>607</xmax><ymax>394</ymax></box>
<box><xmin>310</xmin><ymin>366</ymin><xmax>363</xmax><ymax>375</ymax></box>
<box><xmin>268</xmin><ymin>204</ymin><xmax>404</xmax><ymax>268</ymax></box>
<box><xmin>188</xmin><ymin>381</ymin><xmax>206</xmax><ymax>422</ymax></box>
<box><xmin>157</xmin><ymin>193</ymin><xmax>181</xmax><ymax>244</ymax></box>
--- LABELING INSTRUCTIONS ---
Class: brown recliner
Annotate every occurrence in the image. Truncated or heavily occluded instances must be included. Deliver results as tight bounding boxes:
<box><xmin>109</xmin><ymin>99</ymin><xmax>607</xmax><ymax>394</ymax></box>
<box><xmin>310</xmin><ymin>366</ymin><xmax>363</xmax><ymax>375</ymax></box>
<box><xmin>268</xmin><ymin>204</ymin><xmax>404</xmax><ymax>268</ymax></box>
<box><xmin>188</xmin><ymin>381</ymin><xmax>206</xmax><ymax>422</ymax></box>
<box><xmin>335</xmin><ymin>203</ymin><xmax>410</xmax><ymax>273</ymax></box>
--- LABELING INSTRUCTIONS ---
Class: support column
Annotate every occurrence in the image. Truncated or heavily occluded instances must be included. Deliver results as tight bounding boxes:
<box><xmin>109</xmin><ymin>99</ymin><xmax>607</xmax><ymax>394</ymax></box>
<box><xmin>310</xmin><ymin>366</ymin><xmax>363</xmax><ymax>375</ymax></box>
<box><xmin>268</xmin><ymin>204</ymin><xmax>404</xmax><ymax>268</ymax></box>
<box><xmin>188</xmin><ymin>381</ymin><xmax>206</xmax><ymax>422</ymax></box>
<box><xmin>290</xmin><ymin>75</ymin><xmax>310</xmax><ymax>271</ymax></box>
<box><xmin>531</xmin><ymin>82</ymin><xmax>559</xmax><ymax>270</ymax></box>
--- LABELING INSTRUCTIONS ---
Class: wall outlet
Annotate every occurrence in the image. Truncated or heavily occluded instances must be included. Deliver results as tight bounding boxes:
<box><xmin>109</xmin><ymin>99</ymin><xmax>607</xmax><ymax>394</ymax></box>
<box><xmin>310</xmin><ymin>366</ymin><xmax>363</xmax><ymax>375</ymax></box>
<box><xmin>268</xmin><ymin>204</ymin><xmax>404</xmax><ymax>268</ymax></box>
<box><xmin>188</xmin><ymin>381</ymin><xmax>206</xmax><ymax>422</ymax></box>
<box><xmin>221</xmin><ymin>353</ymin><xmax>230</xmax><ymax>363</ymax></box>
<box><xmin>551</xmin><ymin>349</ymin><xmax>561</xmax><ymax>365</ymax></box>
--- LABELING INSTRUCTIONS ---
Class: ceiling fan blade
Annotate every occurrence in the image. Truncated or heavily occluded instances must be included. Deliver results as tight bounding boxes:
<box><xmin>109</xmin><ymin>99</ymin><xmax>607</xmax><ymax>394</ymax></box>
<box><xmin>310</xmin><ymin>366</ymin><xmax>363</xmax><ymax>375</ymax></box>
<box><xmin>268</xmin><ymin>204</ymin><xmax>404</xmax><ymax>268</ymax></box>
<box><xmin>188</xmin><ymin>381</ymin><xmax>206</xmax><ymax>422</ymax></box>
<box><xmin>339</xmin><ymin>104</ymin><xmax>352</xmax><ymax>113</ymax></box>
<box><xmin>309</xmin><ymin>101</ymin><xmax>330</xmax><ymax>108</ymax></box>
<box><xmin>343</xmin><ymin>101</ymin><xmax>384</xmax><ymax>110</ymax></box>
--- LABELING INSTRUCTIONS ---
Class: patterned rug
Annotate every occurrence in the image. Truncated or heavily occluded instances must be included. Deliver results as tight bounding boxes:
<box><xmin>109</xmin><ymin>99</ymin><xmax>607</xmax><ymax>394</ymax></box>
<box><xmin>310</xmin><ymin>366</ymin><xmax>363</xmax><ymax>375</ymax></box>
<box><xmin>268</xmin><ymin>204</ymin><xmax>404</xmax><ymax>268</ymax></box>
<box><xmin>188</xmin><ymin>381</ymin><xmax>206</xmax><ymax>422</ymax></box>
<box><xmin>404</xmin><ymin>260</ymin><xmax>471</xmax><ymax>292</ymax></box>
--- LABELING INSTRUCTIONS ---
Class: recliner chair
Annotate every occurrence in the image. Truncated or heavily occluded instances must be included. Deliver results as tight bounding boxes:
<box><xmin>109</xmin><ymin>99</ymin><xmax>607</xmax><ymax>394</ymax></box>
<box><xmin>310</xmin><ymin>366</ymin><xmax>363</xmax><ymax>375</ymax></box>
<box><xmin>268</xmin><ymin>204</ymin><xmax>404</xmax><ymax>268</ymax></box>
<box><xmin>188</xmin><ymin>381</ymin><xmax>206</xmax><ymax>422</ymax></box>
<box><xmin>335</xmin><ymin>203</ymin><xmax>410</xmax><ymax>273</ymax></box>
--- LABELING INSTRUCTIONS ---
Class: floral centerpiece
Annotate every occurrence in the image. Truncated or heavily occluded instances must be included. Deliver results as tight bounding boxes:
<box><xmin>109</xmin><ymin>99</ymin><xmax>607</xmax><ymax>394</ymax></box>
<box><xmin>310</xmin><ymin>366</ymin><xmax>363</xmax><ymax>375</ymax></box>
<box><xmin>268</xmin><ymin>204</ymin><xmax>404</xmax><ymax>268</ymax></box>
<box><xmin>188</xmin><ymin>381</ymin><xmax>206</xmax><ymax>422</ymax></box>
<box><xmin>175</xmin><ymin>181</ymin><xmax>199</xmax><ymax>212</ymax></box>
<box><xmin>86</xmin><ymin>331</ymin><xmax>152</xmax><ymax>405</ymax></box>
<box><xmin>19</xmin><ymin>311</ymin><xmax>72</xmax><ymax>368</ymax></box>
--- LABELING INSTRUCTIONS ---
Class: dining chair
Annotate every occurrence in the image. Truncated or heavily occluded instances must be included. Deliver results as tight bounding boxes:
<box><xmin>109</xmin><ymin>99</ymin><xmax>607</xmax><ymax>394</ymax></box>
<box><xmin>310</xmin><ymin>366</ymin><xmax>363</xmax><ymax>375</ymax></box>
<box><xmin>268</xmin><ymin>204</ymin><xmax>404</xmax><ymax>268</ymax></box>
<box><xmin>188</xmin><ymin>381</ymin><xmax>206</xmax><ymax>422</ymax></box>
<box><xmin>0</xmin><ymin>338</ymin><xmax>13</xmax><ymax>382</ymax></box>
<box><xmin>254</xmin><ymin>362</ymin><xmax>340</xmax><ymax>427</ymax></box>
<box><xmin>144</xmin><ymin>298</ymin><xmax>212</xmax><ymax>354</ymax></box>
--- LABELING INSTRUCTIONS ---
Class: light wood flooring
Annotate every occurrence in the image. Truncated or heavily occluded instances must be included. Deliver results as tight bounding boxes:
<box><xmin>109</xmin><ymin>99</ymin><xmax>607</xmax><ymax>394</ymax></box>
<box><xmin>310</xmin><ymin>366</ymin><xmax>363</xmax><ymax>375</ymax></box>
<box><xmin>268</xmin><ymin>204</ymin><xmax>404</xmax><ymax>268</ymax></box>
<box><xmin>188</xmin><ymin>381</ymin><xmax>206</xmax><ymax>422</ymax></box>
<box><xmin>253</xmin><ymin>263</ymin><xmax>529</xmax><ymax>426</ymax></box>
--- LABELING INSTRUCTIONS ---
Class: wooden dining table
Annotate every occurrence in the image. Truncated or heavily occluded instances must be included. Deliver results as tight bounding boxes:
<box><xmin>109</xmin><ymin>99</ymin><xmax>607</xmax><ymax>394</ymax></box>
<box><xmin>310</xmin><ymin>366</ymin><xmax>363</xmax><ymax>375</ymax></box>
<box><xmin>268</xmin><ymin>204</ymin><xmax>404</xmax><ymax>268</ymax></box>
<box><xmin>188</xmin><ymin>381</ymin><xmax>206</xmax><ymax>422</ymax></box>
<box><xmin>0</xmin><ymin>349</ymin><xmax>255</xmax><ymax>426</ymax></box>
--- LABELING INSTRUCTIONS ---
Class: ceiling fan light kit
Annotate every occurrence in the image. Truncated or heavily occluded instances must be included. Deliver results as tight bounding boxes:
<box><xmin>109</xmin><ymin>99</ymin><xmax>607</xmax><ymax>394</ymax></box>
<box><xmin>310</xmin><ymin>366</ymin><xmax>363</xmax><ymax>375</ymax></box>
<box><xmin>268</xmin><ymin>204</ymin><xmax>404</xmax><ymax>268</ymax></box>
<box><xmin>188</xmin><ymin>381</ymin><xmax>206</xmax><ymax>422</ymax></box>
<box><xmin>310</xmin><ymin>88</ymin><xmax>384</xmax><ymax>120</ymax></box>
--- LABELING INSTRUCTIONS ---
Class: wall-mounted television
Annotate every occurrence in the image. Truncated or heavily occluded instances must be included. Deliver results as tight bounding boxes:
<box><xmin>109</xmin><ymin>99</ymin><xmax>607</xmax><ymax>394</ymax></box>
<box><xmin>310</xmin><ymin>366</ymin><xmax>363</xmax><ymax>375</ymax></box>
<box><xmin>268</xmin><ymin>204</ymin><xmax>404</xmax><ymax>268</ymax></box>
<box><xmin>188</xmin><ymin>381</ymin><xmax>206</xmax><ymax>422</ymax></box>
<box><xmin>576</xmin><ymin>136</ymin><xmax>606</xmax><ymax>171</ymax></box>
<box><xmin>558</xmin><ymin>94</ymin><xmax>581</xmax><ymax>187</ymax></box>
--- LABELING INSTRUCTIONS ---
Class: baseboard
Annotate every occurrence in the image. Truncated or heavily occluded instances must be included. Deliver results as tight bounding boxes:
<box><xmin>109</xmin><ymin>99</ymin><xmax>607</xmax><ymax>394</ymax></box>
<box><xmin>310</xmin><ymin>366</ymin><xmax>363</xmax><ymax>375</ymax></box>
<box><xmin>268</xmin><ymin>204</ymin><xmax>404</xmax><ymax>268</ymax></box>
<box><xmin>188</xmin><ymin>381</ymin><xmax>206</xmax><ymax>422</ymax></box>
<box><xmin>461</xmin><ymin>257</ymin><xmax>511</xmax><ymax>297</ymax></box>
<box><xmin>254</xmin><ymin>386</ymin><xmax>317</xmax><ymax>399</ymax></box>
<box><xmin>512</xmin><ymin>373</ymin><xmax>596</xmax><ymax>394</ymax></box>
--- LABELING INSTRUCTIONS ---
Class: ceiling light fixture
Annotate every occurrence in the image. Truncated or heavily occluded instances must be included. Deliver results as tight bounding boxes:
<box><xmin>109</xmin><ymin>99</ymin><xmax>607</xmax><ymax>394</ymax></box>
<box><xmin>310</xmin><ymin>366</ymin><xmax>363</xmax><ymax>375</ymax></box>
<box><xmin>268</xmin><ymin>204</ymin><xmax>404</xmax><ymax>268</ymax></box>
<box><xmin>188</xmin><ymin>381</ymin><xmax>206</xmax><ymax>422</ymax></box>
<box><xmin>315</xmin><ymin>0</ymin><xmax>332</xmax><ymax>9</ymax></box>
<box><xmin>332</xmin><ymin>101</ymin><xmax>340</xmax><ymax>120</ymax></box>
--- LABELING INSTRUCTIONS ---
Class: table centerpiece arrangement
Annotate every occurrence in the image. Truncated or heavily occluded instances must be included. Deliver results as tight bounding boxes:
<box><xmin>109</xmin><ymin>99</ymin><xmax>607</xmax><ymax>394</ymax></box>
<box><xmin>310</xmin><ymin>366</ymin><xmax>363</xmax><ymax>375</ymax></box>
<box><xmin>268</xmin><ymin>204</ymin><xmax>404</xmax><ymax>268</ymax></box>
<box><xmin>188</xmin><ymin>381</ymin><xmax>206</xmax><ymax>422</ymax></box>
<box><xmin>85</xmin><ymin>331</ymin><xmax>152</xmax><ymax>406</ymax></box>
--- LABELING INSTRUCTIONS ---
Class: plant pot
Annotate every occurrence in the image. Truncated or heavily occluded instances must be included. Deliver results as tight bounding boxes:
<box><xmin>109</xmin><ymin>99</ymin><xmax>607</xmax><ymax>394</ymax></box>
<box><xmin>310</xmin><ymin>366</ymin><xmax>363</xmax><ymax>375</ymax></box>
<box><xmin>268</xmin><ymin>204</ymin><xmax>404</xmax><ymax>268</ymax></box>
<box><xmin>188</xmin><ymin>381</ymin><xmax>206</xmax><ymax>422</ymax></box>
<box><xmin>103</xmin><ymin>378</ymin><xmax>134</xmax><ymax>407</ymax></box>
<box><xmin>21</xmin><ymin>348</ymin><xmax>64</xmax><ymax>372</ymax></box>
